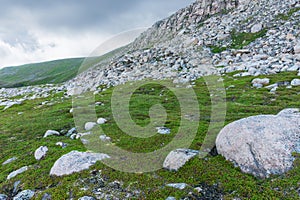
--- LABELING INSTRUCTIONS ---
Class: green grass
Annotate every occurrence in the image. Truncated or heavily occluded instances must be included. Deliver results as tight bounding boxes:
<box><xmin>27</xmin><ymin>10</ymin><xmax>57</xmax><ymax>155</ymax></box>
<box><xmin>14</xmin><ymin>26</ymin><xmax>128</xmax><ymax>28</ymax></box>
<box><xmin>276</xmin><ymin>7</ymin><xmax>300</xmax><ymax>20</ymax></box>
<box><xmin>230</xmin><ymin>28</ymin><xmax>268</xmax><ymax>49</ymax></box>
<box><xmin>0</xmin><ymin>72</ymin><xmax>300</xmax><ymax>199</ymax></box>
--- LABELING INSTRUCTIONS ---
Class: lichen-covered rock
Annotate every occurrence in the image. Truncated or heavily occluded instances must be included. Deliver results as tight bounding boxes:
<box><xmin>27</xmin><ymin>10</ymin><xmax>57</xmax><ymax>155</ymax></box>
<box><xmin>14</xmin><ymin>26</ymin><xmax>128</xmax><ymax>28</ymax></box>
<box><xmin>216</xmin><ymin>108</ymin><xmax>300</xmax><ymax>178</ymax></box>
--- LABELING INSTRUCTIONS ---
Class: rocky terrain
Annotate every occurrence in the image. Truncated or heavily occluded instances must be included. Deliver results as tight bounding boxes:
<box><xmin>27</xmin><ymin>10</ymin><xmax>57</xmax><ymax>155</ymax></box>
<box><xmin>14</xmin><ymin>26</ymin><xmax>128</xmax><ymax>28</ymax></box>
<box><xmin>0</xmin><ymin>0</ymin><xmax>300</xmax><ymax>199</ymax></box>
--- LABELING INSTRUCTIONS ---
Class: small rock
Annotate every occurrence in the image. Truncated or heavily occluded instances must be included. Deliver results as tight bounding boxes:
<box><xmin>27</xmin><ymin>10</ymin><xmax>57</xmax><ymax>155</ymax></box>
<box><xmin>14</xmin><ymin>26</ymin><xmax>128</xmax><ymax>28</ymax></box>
<box><xmin>0</xmin><ymin>194</ymin><xmax>8</xmax><ymax>200</ymax></box>
<box><xmin>99</xmin><ymin>135</ymin><xmax>112</xmax><ymax>142</ymax></box>
<box><xmin>66</xmin><ymin>127</ymin><xmax>77</xmax><ymax>137</ymax></box>
<box><xmin>287</xmin><ymin>64</ymin><xmax>299</xmax><ymax>72</ymax></box>
<box><xmin>291</xmin><ymin>79</ymin><xmax>300</xmax><ymax>86</ymax></box>
<box><xmin>251</xmin><ymin>23</ymin><xmax>263</xmax><ymax>33</ymax></box>
<box><xmin>43</xmin><ymin>130</ymin><xmax>60</xmax><ymax>138</ymax></box>
<box><xmin>265</xmin><ymin>83</ymin><xmax>278</xmax><ymax>90</ymax></box>
<box><xmin>13</xmin><ymin>190</ymin><xmax>34</xmax><ymax>200</ymax></box>
<box><xmin>2</xmin><ymin>157</ymin><xmax>17</xmax><ymax>165</ymax></box>
<box><xmin>41</xmin><ymin>193</ymin><xmax>51</xmax><ymax>200</ymax></box>
<box><xmin>97</xmin><ymin>118</ymin><xmax>107</xmax><ymax>125</ymax></box>
<box><xmin>13</xmin><ymin>181</ymin><xmax>21</xmax><ymax>195</ymax></box>
<box><xmin>252</xmin><ymin>78</ymin><xmax>270</xmax><ymax>88</ymax></box>
<box><xmin>156</xmin><ymin>127</ymin><xmax>171</xmax><ymax>135</ymax></box>
<box><xmin>163</xmin><ymin>149</ymin><xmax>199</xmax><ymax>171</ymax></box>
<box><xmin>34</xmin><ymin>146</ymin><xmax>48</xmax><ymax>160</ymax></box>
<box><xmin>270</xmin><ymin>86</ymin><xmax>278</xmax><ymax>93</ymax></box>
<box><xmin>294</xmin><ymin>42</ymin><xmax>300</xmax><ymax>54</ymax></box>
<box><xmin>85</xmin><ymin>122</ymin><xmax>97</xmax><ymax>131</ymax></box>
<box><xmin>166</xmin><ymin>183</ymin><xmax>187</xmax><ymax>190</ymax></box>
<box><xmin>55</xmin><ymin>142</ymin><xmax>67</xmax><ymax>148</ymax></box>
<box><xmin>166</xmin><ymin>197</ymin><xmax>176</xmax><ymax>200</ymax></box>
<box><xmin>78</xmin><ymin>196</ymin><xmax>96</xmax><ymax>200</ymax></box>
<box><xmin>7</xmin><ymin>166</ymin><xmax>28</xmax><ymax>180</ymax></box>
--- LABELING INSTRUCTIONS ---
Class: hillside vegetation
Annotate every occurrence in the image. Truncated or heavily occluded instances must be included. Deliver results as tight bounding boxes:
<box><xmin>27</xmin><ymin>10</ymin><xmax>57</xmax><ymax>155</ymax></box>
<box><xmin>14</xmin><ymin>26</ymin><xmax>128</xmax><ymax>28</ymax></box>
<box><xmin>0</xmin><ymin>58</ymin><xmax>84</xmax><ymax>88</ymax></box>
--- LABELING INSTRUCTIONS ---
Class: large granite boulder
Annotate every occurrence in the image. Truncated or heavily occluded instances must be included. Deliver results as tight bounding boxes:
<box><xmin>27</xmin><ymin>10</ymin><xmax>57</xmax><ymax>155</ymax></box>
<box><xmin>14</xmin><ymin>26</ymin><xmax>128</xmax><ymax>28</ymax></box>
<box><xmin>216</xmin><ymin>108</ymin><xmax>300</xmax><ymax>178</ymax></box>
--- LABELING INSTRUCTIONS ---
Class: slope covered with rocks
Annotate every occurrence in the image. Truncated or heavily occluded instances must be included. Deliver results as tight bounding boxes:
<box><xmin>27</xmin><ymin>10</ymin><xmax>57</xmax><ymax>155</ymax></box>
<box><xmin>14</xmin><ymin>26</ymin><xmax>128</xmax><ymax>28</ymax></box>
<box><xmin>65</xmin><ymin>0</ymin><xmax>300</xmax><ymax>93</ymax></box>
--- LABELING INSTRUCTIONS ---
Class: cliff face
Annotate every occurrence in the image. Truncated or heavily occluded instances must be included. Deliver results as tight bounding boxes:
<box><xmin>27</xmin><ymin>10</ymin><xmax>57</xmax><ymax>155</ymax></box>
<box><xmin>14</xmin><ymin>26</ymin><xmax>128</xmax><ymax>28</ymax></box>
<box><xmin>131</xmin><ymin>0</ymin><xmax>239</xmax><ymax>50</ymax></box>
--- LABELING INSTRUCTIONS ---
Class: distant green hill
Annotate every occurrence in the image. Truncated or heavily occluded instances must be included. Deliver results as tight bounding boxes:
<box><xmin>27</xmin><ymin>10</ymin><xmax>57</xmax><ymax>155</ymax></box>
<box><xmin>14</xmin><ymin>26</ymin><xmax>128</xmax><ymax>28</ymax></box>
<box><xmin>0</xmin><ymin>45</ymin><xmax>128</xmax><ymax>88</ymax></box>
<box><xmin>0</xmin><ymin>58</ymin><xmax>84</xmax><ymax>88</ymax></box>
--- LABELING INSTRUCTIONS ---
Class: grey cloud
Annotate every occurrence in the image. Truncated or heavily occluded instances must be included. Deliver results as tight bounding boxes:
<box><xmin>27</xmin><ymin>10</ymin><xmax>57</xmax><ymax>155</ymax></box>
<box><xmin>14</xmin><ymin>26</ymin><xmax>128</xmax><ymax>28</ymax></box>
<box><xmin>0</xmin><ymin>0</ymin><xmax>194</xmax><ymax>67</ymax></box>
<box><xmin>0</xmin><ymin>0</ymin><xmax>194</xmax><ymax>34</ymax></box>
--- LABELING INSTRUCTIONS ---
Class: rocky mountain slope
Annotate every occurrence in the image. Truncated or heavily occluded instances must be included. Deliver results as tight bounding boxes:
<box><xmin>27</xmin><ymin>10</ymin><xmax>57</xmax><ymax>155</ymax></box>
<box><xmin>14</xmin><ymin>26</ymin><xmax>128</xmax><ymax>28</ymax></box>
<box><xmin>65</xmin><ymin>0</ymin><xmax>300</xmax><ymax>94</ymax></box>
<box><xmin>0</xmin><ymin>0</ymin><xmax>300</xmax><ymax>199</ymax></box>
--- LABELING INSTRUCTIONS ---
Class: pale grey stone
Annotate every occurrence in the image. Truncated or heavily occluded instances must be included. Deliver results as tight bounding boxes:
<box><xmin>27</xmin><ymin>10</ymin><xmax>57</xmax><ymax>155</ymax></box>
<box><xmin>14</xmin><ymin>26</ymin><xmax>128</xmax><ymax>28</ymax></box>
<box><xmin>97</xmin><ymin>118</ymin><xmax>107</xmax><ymax>125</ymax></box>
<box><xmin>251</xmin><ymin>24</ymin><xmax>263</xmax><ymax>34</ymax></box>
<box><xmin>294</xmin><ymin>43</ymin><xmax>300</xmax><ymax>54</ymax></box>
<box><xmin>166</xmin><ymin>197</ymin><xmax>176</xmax><ymax>200</ymax></box>
<box><xmin>2</xmin><ymin>157</ymin><xmax>17</xmax><ymax>165</ymax></box>
<box><xmin>78</xmin><ymin>196</ymin><xmax>96</xmax><ymax>200</ymax></box>
<box><xmin>99</xmin><ymin>135</ymin><xmax>112</xmax><ymax>142</ymax></box>
<box><xmin>7</xmin><ymin>166</ymin><xmax>28</xmax><ymax>180</ymax></box>
<box><xmin>34</xmin><ymin>146</ymin><xmax>48</xmax><ymax>160</ymax></box>
<box><xmin>156</xmin><ymin>127</ymin><xmax>171</xmax><ymax>135</ymax></box>
<box><xmin>13</xmin><ymin>190</ymin><xmax>34</xmax><ymax>200</ymax></box>
<box><xmin>291</xmin><ymin>79</ymin><xmax>300</xmax><ymax>86</ymax></box>
<box><xmin>0</xmin><ymin>194</ymin><xmax>8</xmax><ymax>200</ymax></box>
<box><xmin>43</xmin><ymin>130</ymin><xmax>60</xmax><ymax>138</ymax></box>
<box><xmin>252</xmin><ymin>78</ymin><xmax>270</xmax><ymax>87</ymax></box>
<box><xmin>163</xmin><ymin>149</ymin><xmax>199</xmax><ymax>171</ymax></box>
<box><xmin>85</xmin><ymin>122</ymin><xmax>97</xmax><ymax>131</ymax></box>
<box><xmin>50</xmin><ymin>151</ymin><xmax>110</xmax><ymax>176</ymax></box>
<box><xmin>216</xmin><ymin>109</ymin><xmax>300</xmax><ymax>178</ymax></box>
<box><xmin>166</xmin><ymin>183</ymin><xmax>187</xmax><ymax>190</ymax></box>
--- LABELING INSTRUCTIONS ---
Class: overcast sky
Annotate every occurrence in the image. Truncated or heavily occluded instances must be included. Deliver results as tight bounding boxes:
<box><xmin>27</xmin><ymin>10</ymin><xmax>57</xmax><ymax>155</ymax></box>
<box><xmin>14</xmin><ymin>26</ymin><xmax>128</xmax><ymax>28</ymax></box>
<box><xmin>0</xmin><ymin>0</ymin><xmax>194</xmax><ymax>68</ymax></box>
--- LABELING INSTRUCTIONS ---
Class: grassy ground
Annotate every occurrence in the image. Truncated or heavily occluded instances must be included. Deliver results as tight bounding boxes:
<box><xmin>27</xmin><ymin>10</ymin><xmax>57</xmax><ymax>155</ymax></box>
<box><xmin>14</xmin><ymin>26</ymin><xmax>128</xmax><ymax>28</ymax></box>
<box><xmin>0</xmin><ymin>71</ymin><xmax>300</xmax><ymax>199</ymax></box>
